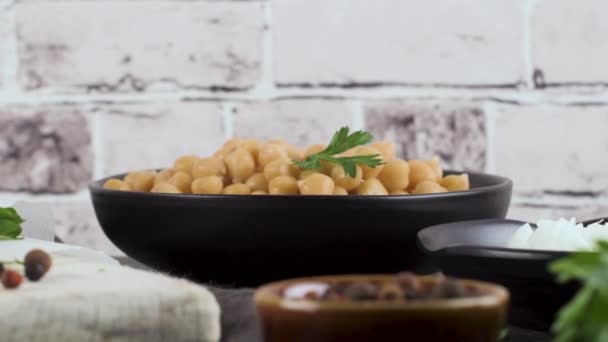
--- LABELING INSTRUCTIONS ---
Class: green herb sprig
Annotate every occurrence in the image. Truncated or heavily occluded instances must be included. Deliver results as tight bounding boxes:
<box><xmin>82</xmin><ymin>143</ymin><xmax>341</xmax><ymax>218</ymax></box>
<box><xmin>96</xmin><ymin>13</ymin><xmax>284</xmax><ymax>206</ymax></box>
<box><xmin>0</xmin><ymin>207</ymin><xmax>24</xmax><ymax>240</ymax></box>
<box><xmin>549</xmin><ymin>240</ymin><xmax>608</xmax><ymax>342</ymax></box>
<box><xmin>292</xmin><ymin>127</ymin><xmax>384</xmax><ymax>177</ymax></box>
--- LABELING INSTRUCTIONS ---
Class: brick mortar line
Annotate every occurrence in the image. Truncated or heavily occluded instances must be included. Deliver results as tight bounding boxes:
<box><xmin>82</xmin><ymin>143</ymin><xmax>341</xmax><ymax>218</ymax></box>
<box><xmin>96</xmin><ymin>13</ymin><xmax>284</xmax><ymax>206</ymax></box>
<box><xmin>3</xmin><ymin>87</ymin><xmax>608</xmax><ymax>106</ymax></box>
<box><xmin>0</xmin><ymin>190</ymin><xmax>90</xmax><ymax>207</ymax></box>
<box><xmin>350</xmin><ymin>100</ymin><xmax>364</xmax><ymax>131</ymax></box>
<box><xmin>0</xmin><ymin>0</ymin><xmax>17</xmax><ymax>89</ymax></box>
<box><xmin>522</xmin><ymin>0</ymin><xmax>538</xmax><ymax>89</ymax></box>
<box><xmin>482</xmin><ymin>102</ymin><xmax>497</xmax><ymax>174</ymax></box>
<box><xmin>245</xmin><ymin>0</ymin><xmax>276</xmax><ymax>101</ymax></box>
<box><xmin>221</xmin><ymin>102</ymin><xmax>234</xmax><ymax>139</ymax></box>
<box><xmin>512</xmin><ymin>194</ymin><xmax>608</xmax><ymax>208</ymax></box>
<box><xmin>90</xmin><ymin>111</ymin><xmax>104</xmax><ymax>180</ymax></box>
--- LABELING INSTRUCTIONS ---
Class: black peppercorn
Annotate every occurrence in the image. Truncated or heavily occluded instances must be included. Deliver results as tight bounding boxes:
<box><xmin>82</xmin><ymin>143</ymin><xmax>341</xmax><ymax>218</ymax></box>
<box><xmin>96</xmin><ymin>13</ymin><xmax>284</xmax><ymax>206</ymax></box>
<box><xmin>24</xmin><ymin>249</ymin><xmax>52</xmax><ymax>281</ymax></box>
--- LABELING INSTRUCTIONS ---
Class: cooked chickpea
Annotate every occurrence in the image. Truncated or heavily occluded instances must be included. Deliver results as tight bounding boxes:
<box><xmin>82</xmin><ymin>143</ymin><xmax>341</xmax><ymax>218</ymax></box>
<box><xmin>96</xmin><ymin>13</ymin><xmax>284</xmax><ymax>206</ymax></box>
<box><xmin>412</xmin><ymin>181</ymin><xmax>448</xmax><ymax>195</ymax></box>
<box><xmin>268</xmin><ymin>176</ymin><xmax>299</xmax><ymax>195</ymax></box>
<box><xmin>154</xmin><ymin>169</ymin><xmax>175</xmax><ymax>186</ymax></box>
<box><xmin>371</xmin><ymin>141</ymin><xmax>396</xmax><ymax>161</ymax></box>
<box><xmin>298</xmin><ymin>170</ymin><xmax>316</xmax><ymax>180</ymax></box>
<box><xmin>426</xmin><ymin>157</ymin><xmax>444</xmax><ymax>180</ymax></box>
<box><xmin>241</xmin><ymin>139</ymin><xmax>262</xmax><ymax>161</ymax></box>
<box><xmin>104</xmin><ymin>179</ymin><xmax>131</xmax><ymax>191</ymax></box>
<box><xmin>319</xmin><ymin>160</ymin><xmax>339</xmax><ymax>175</ymax></box>
<box><xmin>286</xmin><ymin>145</ymin><xmax>304</xmax><ymax>161</ymax></box>
<box><xmin>441</xmin><ymin>174</ymin><xmax>470</xmax><ymax>192</ymax></box>
<box><xmin>167</xmin><ymin>171</ymin><xmax>193</xmax><ymax>193</ymax></box>
<box><xmin>213</xmin><ymin>138</ymin><xmax>242</xmax><ymax>160</ymax></box>
<box><xmin>304</xmin><ymin>144</ymin><xmax>326</xmax><ymax>158</ymax></box>
<box><xmin>173</xmin><ymin>155</ymin><xmax>200</xmax><ymax>174</ymax></box>
<box><xmin>245</xmin><ymin>173</ymin><xmax>268</xmax><ymax>192</ymax></box>
<box><xmin>191</xmin><ymin>176</ymin><xmax>223</xmax><ymax>194</ymax></box>
<box><xmin>151</xmin><ymin>182</ymin><xmax>181</xmax><ymax>194</ymax></box>
<box><xmin>223</xmin><ymin>183</ymin><xmax>251</xmax><ymax>195</ymax></box>
<box><xmin>330</xmin><ymin>165</ymin><xmax>363</xmax><ymax>191</ymax></box>
<box><xmin>130</xmin><ymin>171</ymin><xmax>156</xmax><ymax>192</ymax></box>
<box><xmin>269</xmin><ymin>140</ymin><xmax>303</xmax><ymax>159</ymax></box>
<box><xmin>222</xmin><ymin>138</ymin><xmax>242</xmax><ymax>152</ymax></box>
<box><xmin>192</xmin><ymin>157</ymin><xmax>226</xmax><ymax>179</ymax></box>
<box><xmin>123</xmin><ymin>172</ymin><xmax>137</xmax><ymax>187</ymax></box>
<box><xmin>213</xmin><ymin>149</ymin><xmax>228</xmax><ymax>159</ymax></box>
<box><xmin>117</xmin><ymin>134</ymin><xmax>465</xmax><ymax>197</ymax></box>
<box><xmin>333</xmin><ymin>186</ymin><xmax>348</xmax><ymax>195</ymax></box>
<box><xmin>258</xmin><ymin>143</ymin><xmax>288</xmax><ymax>167</ymax></box>
<box><xmin>355</xmin><ymin>146</ymin><xmax>385</xmax><ymax>179</ymax></box>
<box><xmin>225</xmin><ymin>148</ymin><xmax>256</xmax><ymax>183</ymax></box>
<box><xmin>408</xmin><ymin>160</ymin><xmax>438</xmax><ymax>188</ymax></box>
<box><xmin>356</xmin><ymin>178</ymin><xmax>388</xmax><ymax>195</ymax></box>
<box><xmin>263</xmin><ymin>159</ymin><xmax>300</xmax><ymax>181</ymax></box>
<box><xmin>267</xmin><ymin>139</ymin><xmax>288</xmax><ymax>145</ymax></box>
<box><xmin>297</xmin><ymin>173</ymin><xmax>335</xmax><ymax>195</ymax></box>
<box><xmin>337</xmin><ymin>147</ymin><xmax>359</xmax><ymax>157</ymax></box>
<box><xmin>377</xmin><ymin>159</ymin><xmax>410</xmax><ymax>192</ymax></box>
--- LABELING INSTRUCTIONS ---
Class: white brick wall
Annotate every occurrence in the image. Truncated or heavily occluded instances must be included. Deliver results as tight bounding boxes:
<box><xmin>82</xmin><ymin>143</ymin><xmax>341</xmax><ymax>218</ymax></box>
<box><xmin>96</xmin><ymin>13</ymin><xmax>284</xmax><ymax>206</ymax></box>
<box><xmin>16</xmin><ymin>1</ymin><xmax>264</xmax><ymax>92</ymax></box>
<box><xmin>0</xmin><ymin>0</ymin><xmax>12</xmax><ymax>87</ymax></box>
<box><xmin>1</xmin><ymin>0</ymin><xmax>608</xmax><ymax>256</ymax></box>
<box><xmin>494</xmin><ymin>104</ymin><xmax>608</xmax><ymax>195</ymax></box>
<box><xmin>531</xmin><ymin>0</ymin><xmax>608</xmax><ymax>84</ymax></box>
<box><xmin>274</xmin><ymin>0</ymin><xmax>526</xmax><ymax>85</ymax></box>
<box><xmin>232</xmin><ymin>99</ymin><xmax>353</xmax><ymax>146</ymax></box>
<box><xmin>97</xmin><ymin>101</ymin><xmax>226</xmax><ymax>175</ymax></box>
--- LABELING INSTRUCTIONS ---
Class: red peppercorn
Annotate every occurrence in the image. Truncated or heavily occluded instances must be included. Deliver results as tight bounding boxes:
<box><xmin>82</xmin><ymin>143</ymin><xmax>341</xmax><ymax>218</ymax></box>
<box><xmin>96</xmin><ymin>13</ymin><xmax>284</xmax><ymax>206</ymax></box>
<box><xmin>2</xmin><ymin>269</ymin><xmax>23</xmax><ymax>289</ymax></box>
<box><xmin>303</xmin><ymin>291</ymin><xmax>320</xmax><ymax>300</ymax></box>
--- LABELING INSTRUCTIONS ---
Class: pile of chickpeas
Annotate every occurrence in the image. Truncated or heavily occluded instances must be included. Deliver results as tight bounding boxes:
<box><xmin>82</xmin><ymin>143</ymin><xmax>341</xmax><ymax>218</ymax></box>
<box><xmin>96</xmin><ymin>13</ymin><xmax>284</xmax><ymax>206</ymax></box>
<box><xmin>103</xmin><ymin>138</ymin><xmax>470</xmax><ymax>195</ymax></box>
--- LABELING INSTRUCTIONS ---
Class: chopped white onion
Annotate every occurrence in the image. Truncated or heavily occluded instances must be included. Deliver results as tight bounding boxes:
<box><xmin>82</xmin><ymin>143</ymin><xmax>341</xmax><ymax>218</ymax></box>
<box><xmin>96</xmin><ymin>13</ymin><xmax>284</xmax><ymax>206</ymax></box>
<box><xmin>507</xmin><ymin>218</ymin><xmax>607</xmax><ymax>252</ymax></box>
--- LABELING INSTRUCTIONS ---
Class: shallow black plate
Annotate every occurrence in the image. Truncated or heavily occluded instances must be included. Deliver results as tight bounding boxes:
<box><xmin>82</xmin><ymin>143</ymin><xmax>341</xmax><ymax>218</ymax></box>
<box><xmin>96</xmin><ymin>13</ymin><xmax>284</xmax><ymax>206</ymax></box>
<box><xmin>417</xmin><ymin>218</ymin><xmax>606</xmax><ymax>331</ymax></box>
<box><xmin>90</xmin><ymin>171</ymin><xmax>512</xmax><ymax>287</ymax></box>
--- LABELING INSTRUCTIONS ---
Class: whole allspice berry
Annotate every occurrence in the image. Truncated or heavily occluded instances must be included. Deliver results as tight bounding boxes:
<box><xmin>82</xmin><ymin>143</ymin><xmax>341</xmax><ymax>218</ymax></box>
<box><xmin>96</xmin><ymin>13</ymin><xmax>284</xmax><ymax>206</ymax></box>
<box><xmin>378</xmin><ymin>282</ymin><xmax>404</xmax><ymax>300</ymax></box>
<box><xmin>24</xmin><ymin>249</ymin><xmax>52</xmax><ymax>282</ymax></box>
<box><xmin>343</xmin><ymin>282</ymin><xmax>378</xmax><ymax>301</ymax></box>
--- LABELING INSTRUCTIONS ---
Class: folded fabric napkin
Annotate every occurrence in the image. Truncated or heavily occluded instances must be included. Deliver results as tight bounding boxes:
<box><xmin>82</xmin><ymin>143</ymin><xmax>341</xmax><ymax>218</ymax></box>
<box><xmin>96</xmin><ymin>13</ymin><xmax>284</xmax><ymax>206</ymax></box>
<box><xmin>0</xmin><ymin>240</ymin><xmax>221</xmax><ymax>342</ymax></box>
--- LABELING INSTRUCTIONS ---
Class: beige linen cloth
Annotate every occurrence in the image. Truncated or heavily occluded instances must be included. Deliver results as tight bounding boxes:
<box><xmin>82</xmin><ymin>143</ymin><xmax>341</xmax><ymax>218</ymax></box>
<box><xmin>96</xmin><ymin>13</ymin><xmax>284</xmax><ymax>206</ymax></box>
<box><xmin>0</xmin><ymin>246</ymin><xmax>221</xmax><ymax>342</ymax></box>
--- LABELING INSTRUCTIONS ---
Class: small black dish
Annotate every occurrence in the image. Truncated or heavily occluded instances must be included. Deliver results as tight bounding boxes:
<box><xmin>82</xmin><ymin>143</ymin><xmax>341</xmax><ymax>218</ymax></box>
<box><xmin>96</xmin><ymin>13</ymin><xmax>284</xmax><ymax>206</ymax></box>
<box><xmin>90</xmin><ymin>171</ymin><xmax>512</xmax><ymax>287</ymax></box>
<box><xmin>417</xmin><ymin>218</ymin><xmax>606</xmax><ymax>331</ymax></box>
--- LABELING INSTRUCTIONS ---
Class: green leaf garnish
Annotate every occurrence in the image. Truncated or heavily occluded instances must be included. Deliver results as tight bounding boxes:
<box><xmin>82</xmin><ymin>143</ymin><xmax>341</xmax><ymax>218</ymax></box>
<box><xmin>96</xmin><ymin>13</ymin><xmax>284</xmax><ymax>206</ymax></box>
<box><xmin>292</xmin><ymin>127</ymin><xmax>384</xmax><ymax>177</ymax></box>
<box><xmin>0</xmin><ymin>207</ymin><xmax>24</xmax><ymax>240</ymax></box>
<box><xmin>549</xmin><ymin>240</ymin><xmax>608</xmax><ymax>342</ymax></box>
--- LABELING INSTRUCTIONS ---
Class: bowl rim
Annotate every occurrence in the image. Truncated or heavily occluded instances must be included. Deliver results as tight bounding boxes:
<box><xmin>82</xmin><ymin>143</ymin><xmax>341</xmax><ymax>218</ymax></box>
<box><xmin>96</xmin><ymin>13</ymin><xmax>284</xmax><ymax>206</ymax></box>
<box><xmin>417</xmin><ymin>218</ymin><xmax>602</xmax><ymax>260</ymax></box>
<box><xmin>89</xmin><ymin>169</ymin><xmax>512</xmax><ymax>201</ymax></box>
<box><xmin>254</xmin><ymin>274</ymin><xmax>509</xmax><ymax>312</ymax></box>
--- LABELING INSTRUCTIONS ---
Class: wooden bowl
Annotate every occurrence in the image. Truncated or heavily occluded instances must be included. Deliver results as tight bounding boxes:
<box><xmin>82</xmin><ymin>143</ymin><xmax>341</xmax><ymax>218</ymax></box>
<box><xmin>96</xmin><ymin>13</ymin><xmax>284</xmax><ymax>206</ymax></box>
<box><xmin>254</xmin><ymin>274</ymin><xmax>509</xmax><ymax>342</ymax></box>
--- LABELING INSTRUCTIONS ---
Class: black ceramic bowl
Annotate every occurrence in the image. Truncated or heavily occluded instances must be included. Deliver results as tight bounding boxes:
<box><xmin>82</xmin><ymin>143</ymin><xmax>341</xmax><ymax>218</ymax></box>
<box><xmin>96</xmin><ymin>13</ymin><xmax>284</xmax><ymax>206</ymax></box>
<box><xmin>417</xmin><ymin>218</ymin><xmax>605</xmax><ymax>331</ymax></box>
<box><xmin>90</xmin><ymin>171</ymin><xmax>512</xmax><ymax>287</ymax></box>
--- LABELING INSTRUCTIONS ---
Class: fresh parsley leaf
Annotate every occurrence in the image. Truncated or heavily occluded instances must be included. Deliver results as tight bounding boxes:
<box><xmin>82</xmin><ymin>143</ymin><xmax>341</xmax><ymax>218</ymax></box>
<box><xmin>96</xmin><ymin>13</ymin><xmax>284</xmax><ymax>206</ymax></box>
<box><xmin>549</xmin><ymin>240</ymin><xmax>608</xmax><ymax>342</ymax></box>
<box><xmin>0</xmin><ymin>207</ymin><xmax>24</xmax><ymax>240</ymax></box>
<box><xmin>292</xmin><ymin>127</ymin><xmax>384</xmax><ymax>177</ymax></box>
<box><xmin>498</xmin><ymin>328</ymin><xmax>508</xmax><ymax>340</ymax></box>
